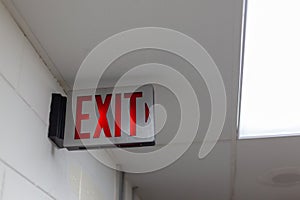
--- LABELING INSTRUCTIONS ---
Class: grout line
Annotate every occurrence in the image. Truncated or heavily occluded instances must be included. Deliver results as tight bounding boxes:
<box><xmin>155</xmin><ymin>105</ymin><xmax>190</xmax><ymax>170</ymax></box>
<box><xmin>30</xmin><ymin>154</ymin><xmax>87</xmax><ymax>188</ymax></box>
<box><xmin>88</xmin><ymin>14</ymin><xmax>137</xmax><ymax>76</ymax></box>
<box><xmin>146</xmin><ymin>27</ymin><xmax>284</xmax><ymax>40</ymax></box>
<box><xmin>0</xmin><ymin>72</ymin><xmax>48</xmax><ymax>127</ymax></box>
<box><xmin>0</xmin><ymin>158</ymin><xmax>56</xmax><ymax>200</ymax></box>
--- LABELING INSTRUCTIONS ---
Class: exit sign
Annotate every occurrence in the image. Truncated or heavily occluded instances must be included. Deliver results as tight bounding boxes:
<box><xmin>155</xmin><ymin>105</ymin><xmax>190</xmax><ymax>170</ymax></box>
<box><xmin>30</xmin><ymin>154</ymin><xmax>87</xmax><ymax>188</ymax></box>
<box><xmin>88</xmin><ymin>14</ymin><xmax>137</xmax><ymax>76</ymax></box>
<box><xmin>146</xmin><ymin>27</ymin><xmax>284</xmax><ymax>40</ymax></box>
<box><xmin>61</xmin><ymin>85</ymin><xmax>155</xmax><ymax>150</ymax></box>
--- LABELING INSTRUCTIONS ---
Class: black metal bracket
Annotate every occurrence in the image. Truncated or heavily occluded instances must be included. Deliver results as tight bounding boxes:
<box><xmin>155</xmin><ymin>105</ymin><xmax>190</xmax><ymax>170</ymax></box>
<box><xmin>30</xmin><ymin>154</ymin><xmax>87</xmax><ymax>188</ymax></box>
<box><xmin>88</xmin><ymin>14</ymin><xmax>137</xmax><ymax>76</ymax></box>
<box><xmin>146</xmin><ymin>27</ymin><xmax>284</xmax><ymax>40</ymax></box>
<box><xmin>48</xmin><ymin>93</ymin><xmax>67</xmax><ymax>148</ymax></box>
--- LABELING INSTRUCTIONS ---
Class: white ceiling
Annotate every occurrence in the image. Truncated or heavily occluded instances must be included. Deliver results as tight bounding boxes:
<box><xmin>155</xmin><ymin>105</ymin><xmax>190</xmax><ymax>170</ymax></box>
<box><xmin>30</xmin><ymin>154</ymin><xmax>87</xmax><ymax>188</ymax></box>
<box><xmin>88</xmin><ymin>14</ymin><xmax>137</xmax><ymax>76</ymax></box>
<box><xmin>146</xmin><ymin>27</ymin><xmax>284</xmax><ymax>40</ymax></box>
<box><xmin>3</xmin><ymin>0</ymin><xmax>300</xmax><ymax>199</ymax></box>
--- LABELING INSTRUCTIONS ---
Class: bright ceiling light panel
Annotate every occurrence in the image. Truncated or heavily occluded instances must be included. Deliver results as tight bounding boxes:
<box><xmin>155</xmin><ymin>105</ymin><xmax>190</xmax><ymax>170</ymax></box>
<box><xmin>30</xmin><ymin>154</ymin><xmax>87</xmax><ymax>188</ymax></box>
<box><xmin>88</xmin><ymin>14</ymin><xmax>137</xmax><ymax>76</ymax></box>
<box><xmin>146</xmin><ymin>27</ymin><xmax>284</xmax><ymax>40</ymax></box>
<box><xmin>239</xmin><ymin>0</ymin><xmax>300</xmax><ymax>138</ymax></box>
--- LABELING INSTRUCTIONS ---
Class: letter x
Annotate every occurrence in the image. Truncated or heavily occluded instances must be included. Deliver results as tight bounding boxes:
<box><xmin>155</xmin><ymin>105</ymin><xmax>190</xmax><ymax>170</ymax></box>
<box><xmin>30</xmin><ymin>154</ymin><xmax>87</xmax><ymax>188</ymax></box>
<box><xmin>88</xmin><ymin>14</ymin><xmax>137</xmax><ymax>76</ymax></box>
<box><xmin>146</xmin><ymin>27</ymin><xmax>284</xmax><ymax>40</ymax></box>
<box><xmin>94</xmin><ymin>94</ymin><xmax>112</xmax><ymax>138</ymax></box>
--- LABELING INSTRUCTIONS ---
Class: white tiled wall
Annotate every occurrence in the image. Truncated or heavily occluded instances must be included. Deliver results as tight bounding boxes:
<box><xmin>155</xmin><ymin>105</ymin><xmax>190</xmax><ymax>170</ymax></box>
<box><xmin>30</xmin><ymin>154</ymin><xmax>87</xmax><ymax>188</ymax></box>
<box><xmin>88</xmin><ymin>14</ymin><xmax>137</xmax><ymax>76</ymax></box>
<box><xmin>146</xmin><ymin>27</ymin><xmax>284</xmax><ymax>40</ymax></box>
<box><xmin>2</xmin><ymin>167</ymin><xmax>53</xmax><ymax>200</ymax></box>
<box><xmin>0</xmin><ymin>1</ymin><xmax>23</xmax><ymax>89</ymax></box>
<box><xmin>0</xmin><ymin>1</ymin><xmax>118</xmax><ymax>200</ymax></box>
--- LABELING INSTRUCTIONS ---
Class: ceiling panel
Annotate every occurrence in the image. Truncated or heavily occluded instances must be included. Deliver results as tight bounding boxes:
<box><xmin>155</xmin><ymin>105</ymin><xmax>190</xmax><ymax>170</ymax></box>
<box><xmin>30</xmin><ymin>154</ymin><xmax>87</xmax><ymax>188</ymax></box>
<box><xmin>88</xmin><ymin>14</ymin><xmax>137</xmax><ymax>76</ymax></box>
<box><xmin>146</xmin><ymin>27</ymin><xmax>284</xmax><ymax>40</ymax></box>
<box><xmin>126</xmin><ymin>141</ymin><xmax>233</xmax><ymax>200</ymax></box>
<box><xmin>235</xmin><ymin>137</ymin><xmax>300</xmax><ymax>200</ymax></box>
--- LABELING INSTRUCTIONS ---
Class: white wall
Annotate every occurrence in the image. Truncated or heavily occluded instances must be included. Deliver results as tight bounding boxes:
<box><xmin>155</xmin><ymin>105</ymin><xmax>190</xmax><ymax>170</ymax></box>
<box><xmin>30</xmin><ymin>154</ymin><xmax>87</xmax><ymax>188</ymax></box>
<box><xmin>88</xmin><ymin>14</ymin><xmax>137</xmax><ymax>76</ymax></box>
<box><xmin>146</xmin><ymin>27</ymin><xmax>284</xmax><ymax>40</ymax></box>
<box><xmin>0</xmin><ymin>2</ymin><xmax>118</xmax><ymax>199</ymax></box>
<box><xmin>133</xmin><ymin>194</ymin><xmax>141</xmax><ymax>200</ymax></box>
<box><xmin>123</xmin><ymin>180</ymin><xmax>132</xmax><ymax>200</ymax></box>
<box><xmin>123</xmin><ymin>180</ymin><xmax>142</xmax><ymax>200</ymax></box>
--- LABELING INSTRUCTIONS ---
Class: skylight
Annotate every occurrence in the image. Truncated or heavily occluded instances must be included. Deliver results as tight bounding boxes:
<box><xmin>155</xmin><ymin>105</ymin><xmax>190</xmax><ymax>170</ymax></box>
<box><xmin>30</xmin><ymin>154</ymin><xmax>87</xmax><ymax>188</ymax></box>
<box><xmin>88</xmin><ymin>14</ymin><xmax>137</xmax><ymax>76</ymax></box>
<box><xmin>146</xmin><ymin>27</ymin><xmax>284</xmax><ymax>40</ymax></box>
<box><xmin>239</xmin><ymin>0</ymin><xmax>300</xmax><ymax>138</ymax></box>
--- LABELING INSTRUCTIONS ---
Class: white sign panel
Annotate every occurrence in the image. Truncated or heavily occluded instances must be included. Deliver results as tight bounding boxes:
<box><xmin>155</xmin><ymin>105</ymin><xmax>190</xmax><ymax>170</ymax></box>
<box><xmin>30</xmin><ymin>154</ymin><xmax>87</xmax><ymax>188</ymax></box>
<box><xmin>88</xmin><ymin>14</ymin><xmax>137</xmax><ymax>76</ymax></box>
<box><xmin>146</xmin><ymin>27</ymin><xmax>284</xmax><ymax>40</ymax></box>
<box><xmin>64</xmin><ymin>85</ymin><xmax>155</xmax><ymax>150</ymax></box>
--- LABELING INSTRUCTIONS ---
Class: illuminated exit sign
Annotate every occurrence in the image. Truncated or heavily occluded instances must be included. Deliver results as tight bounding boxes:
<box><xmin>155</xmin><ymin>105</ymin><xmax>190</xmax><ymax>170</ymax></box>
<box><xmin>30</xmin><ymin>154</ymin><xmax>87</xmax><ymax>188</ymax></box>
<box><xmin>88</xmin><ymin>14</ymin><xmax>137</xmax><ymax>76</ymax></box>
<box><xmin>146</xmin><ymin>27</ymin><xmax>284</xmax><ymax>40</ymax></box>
<box><xmin>48</xmin><ymin>85</ymin><xmax>155</xmax><ymax>150</ymax></box>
